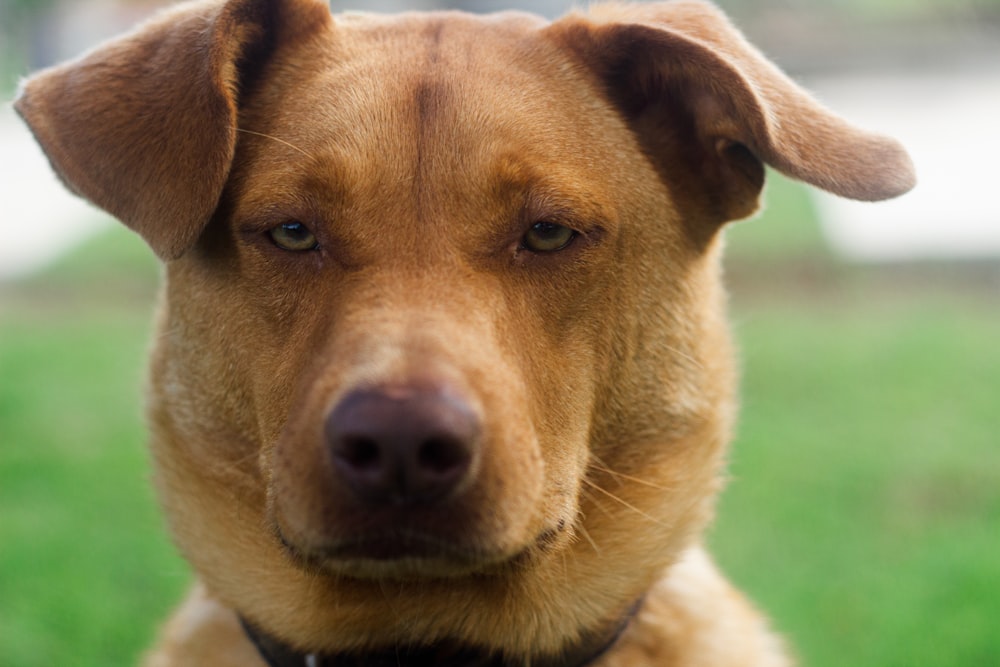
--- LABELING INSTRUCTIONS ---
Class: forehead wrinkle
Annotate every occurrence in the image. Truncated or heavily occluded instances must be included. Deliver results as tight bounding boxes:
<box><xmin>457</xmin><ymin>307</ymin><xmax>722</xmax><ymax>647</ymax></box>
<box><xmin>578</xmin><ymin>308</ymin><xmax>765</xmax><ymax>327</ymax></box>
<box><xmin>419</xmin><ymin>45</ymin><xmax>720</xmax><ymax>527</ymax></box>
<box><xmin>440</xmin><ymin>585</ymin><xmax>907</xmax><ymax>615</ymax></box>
<box><xmin>410</xmin><ymin>19</ymin><xmax>455</xmax><ymax>225</ymax></box>
<box><xmin>260</xmin><ymin>15</ymin><xmax>611</xmax><ymax>228</ymax></box>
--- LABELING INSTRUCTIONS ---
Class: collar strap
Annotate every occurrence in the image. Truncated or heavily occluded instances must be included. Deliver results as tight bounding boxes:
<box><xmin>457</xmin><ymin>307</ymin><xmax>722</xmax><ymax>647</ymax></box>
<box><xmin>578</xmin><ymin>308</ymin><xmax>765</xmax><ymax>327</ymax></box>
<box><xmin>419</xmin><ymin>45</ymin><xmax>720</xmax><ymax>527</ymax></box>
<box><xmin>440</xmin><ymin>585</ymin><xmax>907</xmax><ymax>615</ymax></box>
<box><xmin>240</xmin><ymin>601</ymin><xmax>640</xmax><ymax>667</ymax></box>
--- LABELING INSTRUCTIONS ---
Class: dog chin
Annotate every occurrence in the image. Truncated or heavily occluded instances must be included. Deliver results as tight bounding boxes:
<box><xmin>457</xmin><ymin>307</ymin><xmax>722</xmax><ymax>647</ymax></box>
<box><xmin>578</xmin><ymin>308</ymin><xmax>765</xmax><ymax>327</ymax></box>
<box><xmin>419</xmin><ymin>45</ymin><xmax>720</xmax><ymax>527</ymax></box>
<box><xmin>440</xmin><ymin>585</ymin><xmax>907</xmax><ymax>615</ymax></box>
<box><xmin>320</xmin><ymin>554</ymin><xmax>501</xmax><ymax>581</ymax></box>
<box><xmin>279</xmin><ymin>526</ymin><xmax>563</xmax><ymax>581</ymax></box>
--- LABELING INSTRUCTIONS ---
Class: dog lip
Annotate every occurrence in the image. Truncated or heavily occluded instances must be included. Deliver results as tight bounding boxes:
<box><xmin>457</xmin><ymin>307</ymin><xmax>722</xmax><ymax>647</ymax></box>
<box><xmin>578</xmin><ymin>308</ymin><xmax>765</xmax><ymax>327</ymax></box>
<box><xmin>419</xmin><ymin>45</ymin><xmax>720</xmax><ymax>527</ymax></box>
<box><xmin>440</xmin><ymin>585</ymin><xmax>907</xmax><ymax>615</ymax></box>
<box><xmin>322</xmin><ymin>531</ymin><xmax>480</xmax><ymax>562</ymax></box>
<box><xmin>312</xmin><ymin>535</ymin><xmax>502</xmax><ymax>580</ymax></box>
<box><xmin>277</xmin><ymin>522</ymin><xmax>566</xmax><ymax>580</ymax></box>
<box><xmin>273</xmin><ymin>524</ymin><xmax>499</xmax><ymax>578</ymax></box>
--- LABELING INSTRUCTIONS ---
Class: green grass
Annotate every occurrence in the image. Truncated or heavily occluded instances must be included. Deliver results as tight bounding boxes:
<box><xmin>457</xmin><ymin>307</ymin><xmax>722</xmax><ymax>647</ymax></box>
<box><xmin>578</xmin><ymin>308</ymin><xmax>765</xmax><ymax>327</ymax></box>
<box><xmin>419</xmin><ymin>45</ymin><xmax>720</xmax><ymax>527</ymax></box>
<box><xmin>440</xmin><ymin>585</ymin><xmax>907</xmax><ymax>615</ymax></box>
<box><xmin>0</xmin><ymin>301</ymin><xmax>189</xmax><ymax>666</ymax></box>
<box><xmin>0</xmin><ymin>226</ymin><xmax>183</xmax><ymax>666</ymax></box>
<box><xmin>715</xmin><ymin>299</ymin><xmax>1000</xmax><ymax>667</ymax></box>
<box><xmin>1</xmin><ymin>182</ymin><xmax>999</xmax><ymax>665</ymax></box>
<box><xmin>726</xmin><ymin>171</ymin><xmax>831</xmax><ymax>262</ymax></box>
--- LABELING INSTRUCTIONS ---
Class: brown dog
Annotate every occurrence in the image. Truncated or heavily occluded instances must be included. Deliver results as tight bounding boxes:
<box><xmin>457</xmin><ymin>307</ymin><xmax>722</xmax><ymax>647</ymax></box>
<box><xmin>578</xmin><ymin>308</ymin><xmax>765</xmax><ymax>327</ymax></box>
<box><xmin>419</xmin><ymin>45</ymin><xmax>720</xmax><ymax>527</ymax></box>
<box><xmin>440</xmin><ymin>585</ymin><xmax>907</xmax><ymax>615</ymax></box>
<box><xmin>16</xmin><ymin>1</ymin><xmax>914</xmax><ymax>665</ymax></box>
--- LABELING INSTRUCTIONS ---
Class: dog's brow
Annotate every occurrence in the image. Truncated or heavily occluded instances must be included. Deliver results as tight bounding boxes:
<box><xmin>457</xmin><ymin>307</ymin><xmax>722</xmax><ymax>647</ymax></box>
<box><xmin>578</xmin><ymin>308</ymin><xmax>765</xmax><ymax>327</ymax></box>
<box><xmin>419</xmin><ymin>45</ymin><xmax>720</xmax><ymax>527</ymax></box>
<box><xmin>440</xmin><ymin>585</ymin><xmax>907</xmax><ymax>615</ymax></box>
<box><xmin>236</xmin><ymin>127</ymin><xmax>315</xmax><ymax>161</ymax></box>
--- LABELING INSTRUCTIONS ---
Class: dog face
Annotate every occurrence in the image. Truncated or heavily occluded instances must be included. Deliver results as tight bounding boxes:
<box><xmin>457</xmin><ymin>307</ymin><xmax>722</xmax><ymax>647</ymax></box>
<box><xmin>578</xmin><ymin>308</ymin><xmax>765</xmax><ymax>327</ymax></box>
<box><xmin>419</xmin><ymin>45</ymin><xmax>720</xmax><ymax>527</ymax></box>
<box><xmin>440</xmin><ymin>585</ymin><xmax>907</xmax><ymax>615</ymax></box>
<box><xmin>16</xmin><ymin>0</ymin><xmax>914</xmax><ymax>658</ymax></box>
<box><xmin>148</xmin><ymin>11</ymin><xmax>735</xmax><ymax>651</ymax></box>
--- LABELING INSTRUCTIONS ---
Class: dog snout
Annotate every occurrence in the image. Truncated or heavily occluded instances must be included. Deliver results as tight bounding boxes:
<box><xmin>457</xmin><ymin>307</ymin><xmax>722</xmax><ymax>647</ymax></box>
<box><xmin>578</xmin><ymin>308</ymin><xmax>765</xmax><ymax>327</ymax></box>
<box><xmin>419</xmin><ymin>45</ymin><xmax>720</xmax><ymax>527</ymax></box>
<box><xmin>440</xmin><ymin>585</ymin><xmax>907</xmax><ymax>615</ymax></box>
<box><xmin>325</xmin><ymin>386</ymin><xmax>481</xmax><ymax>506</ymax></box>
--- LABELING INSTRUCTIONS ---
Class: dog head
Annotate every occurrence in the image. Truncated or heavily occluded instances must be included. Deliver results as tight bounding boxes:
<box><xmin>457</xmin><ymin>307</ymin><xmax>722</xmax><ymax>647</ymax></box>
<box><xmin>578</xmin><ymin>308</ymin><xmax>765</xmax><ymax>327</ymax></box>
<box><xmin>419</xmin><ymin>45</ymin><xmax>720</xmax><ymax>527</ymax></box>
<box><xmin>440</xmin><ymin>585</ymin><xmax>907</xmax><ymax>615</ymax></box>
<box><xmin>16</xmin><ymin>0</ymin><xmax>913</xmax><ymax>658</ymax></box>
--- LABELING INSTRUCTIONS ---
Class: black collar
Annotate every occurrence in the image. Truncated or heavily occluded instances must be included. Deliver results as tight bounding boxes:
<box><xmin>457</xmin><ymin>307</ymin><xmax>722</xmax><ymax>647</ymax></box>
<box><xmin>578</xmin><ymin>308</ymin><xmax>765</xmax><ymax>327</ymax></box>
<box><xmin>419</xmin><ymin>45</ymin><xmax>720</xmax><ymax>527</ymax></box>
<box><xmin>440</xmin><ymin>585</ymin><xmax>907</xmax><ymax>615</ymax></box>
<box><xmin>240</xmin><ymin>601</ymin><xmax>639</xmax><ymax>667</ymax></box>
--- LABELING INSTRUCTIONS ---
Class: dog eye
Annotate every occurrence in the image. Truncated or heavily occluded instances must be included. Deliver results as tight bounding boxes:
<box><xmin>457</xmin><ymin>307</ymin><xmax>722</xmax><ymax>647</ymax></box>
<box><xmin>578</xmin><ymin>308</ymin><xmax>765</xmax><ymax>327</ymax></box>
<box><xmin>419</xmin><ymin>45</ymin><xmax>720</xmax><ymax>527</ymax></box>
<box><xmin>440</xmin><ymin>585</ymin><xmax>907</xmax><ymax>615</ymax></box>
<box><xmin>522</xmin><ymin>222</ymin><xmax>577</xmax><ymax>253</ymax></box>
<box><xmin>268</xmin><ymin>222</ymin><xmax>318</xmax><ymax>252</ymax></box>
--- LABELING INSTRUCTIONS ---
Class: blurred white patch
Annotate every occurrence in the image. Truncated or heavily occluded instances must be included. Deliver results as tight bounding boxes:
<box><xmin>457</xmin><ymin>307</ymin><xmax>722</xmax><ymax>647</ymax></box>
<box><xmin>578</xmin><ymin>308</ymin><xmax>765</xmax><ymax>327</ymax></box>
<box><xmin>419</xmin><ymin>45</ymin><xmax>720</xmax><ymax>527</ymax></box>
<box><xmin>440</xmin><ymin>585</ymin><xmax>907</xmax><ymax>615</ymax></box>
<box><xmin>810</xmin><ymin>69</ymin><xmax>1000</xmax><ymax>262</ymax></box>
<box><xmin>0</xmin><ymin>105</ymin><xmax>111</xmax><ymax>280</ymax></box>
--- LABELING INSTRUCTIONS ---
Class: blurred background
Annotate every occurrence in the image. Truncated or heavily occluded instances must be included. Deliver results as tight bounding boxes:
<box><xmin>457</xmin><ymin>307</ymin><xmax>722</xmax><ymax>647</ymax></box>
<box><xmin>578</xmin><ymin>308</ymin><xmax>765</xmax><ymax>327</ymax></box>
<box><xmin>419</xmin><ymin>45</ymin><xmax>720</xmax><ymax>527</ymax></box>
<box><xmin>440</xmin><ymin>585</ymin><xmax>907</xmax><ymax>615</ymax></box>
<box><xmin>1</xmin><ymin>0</ymin><xmax>998</xmax><ymax>665</ymax></box>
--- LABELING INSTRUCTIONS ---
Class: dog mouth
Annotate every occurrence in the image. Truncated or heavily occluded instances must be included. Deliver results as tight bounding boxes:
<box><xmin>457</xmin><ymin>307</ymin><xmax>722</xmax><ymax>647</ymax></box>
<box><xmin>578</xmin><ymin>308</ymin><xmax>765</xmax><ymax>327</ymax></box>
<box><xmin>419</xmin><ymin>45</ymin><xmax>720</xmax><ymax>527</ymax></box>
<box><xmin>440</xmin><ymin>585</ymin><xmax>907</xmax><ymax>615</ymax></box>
<box><xmin>277</xmin><ymin>522</ymin><xmax>567</xmax><ymax>580</ymax></box>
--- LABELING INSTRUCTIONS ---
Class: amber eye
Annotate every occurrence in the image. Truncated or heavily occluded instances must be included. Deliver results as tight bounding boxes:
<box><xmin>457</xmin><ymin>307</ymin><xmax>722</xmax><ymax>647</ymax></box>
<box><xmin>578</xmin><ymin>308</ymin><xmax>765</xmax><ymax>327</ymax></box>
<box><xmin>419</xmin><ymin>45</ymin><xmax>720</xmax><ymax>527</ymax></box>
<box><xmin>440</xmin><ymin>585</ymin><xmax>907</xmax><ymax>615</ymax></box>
<box><xmin>522</xmin><ymin>222</ymin><xmax>577</xmax><ymax>253</ymax></box>
<box><xmin>268</xmin><ymin>222</ymin><xmax>318</xmax><ymax>251</ymax></box>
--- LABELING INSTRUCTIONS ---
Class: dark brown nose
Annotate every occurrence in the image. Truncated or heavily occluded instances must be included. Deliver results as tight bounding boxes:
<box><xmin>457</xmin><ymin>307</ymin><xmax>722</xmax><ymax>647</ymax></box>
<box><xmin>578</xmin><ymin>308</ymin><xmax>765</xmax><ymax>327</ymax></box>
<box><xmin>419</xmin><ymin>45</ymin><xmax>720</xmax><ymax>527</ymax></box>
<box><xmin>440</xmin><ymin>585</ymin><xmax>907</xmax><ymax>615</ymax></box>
<box><xmin>325</xmin><ymin>386</ymin><xmax>480</xmax><ymax>506</ymax></box>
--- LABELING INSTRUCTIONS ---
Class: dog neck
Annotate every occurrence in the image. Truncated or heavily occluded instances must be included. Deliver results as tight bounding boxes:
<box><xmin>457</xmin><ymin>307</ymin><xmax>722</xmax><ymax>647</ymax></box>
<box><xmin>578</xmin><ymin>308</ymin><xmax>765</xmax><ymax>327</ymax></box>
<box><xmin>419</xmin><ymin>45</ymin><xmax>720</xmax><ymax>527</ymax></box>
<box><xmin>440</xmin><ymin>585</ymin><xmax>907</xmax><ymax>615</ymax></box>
<box><xmin>240</xmin><ymin>603</ymin><xmax>640</xmax><ymax>667</ymax></box>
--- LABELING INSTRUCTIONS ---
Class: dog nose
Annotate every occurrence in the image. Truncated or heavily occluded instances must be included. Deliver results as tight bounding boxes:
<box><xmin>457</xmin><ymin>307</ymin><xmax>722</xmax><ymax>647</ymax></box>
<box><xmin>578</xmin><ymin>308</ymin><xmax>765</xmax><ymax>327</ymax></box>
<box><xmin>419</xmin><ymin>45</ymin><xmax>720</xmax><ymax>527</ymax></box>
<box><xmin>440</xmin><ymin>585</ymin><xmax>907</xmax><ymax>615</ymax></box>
<box><xmin>325</xmin><ymin>386</ymin><xmax>480</xmax><ymax>506</ymax></box>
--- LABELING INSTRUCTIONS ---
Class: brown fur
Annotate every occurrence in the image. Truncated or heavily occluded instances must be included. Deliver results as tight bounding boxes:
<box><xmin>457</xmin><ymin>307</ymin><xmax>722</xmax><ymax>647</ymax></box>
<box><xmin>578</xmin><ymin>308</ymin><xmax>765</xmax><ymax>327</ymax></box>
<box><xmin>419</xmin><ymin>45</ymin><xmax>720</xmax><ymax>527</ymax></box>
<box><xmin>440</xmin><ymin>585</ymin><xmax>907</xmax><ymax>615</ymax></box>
<box><xmin>15</xmin><ymin>1</ymin><xmax>914</xmax><ymax>665</ymax></box>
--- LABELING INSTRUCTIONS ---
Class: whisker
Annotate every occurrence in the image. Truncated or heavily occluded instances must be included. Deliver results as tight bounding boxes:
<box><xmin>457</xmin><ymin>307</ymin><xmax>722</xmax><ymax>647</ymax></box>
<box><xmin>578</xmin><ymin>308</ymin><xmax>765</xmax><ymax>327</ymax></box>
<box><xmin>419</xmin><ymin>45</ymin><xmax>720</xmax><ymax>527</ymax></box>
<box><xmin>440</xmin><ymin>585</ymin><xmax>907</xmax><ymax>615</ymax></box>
<box><xmin>575</xmin><ymin>521</ymin><xmax>602</xmax><ymax>556</ymax></box>
<box><xmin>581</xmin><ymin>477</ymin><xmax>667</xmax><ymax>528</ymax></box>
<box><xmin>236</xmin><ymin>127</ymin><xmax>315</xmax><ymax>160</ymax></box>
<box><xmin>588</xmin><ymin>455</ymin><xmax>673</xmax><ymax>492</ymax></box>
<box><xmin>579</xmin><ymin>485</ymin><xmax>614</xmax><ymax>521</ymax></box>
<box><xmin>618</xmin><ymin>336</ymin><xmax>703</xmax><ymax>371</ymax></box>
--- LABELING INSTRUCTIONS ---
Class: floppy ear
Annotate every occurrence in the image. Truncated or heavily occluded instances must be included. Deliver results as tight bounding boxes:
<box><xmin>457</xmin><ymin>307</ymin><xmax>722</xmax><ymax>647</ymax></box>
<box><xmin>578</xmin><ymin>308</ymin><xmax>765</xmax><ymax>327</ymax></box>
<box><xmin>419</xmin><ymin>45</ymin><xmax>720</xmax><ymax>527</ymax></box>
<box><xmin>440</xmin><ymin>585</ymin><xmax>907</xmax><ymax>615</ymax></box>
<box><xmin>14</xmin><ymin>0</ymin><xmax>332</xmax><ymax>260</ymax></box>
<box><xmin>545</xmin><ymin>1</ymin><xmax>916</xmax><ymax>226</ymax></box>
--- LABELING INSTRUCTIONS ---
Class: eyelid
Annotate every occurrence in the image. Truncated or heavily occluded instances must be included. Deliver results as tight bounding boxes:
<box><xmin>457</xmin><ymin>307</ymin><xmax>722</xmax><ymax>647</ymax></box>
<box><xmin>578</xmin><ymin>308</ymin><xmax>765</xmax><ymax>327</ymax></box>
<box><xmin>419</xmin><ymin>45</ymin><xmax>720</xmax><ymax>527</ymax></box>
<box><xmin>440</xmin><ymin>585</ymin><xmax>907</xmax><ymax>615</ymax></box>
<box><xmin>519</xmin><ymin>185</ymin><xmax>613</xmax><ymax>238</ymax></box>
<box><xmin>268</xmin><ymin>221</ymin><xmax>320</xmax><ymax>251</ymax></box>
<box><xmin>521</xmin><ymin>221</ymin><xmax>578</xmax><ymax>253</ymax></box>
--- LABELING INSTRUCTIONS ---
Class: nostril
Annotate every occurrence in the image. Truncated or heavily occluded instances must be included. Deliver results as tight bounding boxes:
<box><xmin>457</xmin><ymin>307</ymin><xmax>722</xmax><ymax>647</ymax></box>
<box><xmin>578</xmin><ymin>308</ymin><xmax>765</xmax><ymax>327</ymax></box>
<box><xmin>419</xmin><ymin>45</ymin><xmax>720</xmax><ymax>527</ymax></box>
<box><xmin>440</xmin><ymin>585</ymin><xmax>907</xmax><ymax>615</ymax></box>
<box><xmin>338</xmin><ymin>436</ymin><xmax>381</xmax><ymax>471</ymax></box>
<box><xmin>418</xmin><ymin>436</ymin><xmax>470</xmax><ymax>476</ymax></box>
